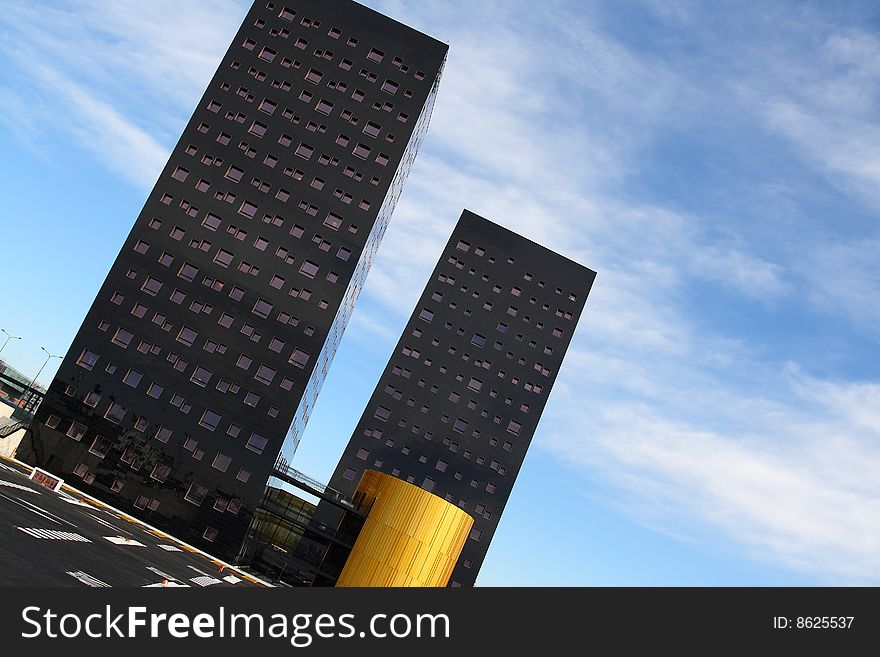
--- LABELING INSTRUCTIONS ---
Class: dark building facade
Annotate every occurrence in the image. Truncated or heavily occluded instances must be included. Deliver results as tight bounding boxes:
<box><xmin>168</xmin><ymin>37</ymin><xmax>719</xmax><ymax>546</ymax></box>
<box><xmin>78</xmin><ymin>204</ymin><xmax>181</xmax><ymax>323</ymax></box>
<box><xmin>17</xmin><ymin>0</ymin><xmax>448</xmax><ymax>560</ymax></box>
<box><xmin>322</xmin><ymin>210</ymin><xmax>596</xmax><ymax>586</ymax></box>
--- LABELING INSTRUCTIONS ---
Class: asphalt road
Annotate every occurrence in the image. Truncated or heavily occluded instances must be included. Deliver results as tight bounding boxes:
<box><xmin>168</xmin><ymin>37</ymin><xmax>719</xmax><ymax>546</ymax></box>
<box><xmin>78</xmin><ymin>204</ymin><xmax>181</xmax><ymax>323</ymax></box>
<box><xmin>0</xmin><ymin>458</ymin><xmax>265</xmax><ymax>587</ymax></box>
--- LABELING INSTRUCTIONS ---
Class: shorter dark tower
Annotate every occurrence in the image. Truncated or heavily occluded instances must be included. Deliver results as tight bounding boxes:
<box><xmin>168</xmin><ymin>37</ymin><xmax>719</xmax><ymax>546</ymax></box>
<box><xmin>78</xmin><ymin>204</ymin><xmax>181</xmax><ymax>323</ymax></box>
<box><xmin>322</xmin><ymin>209</ymin><xmax>596</xmax><ymax>586</ymax></box>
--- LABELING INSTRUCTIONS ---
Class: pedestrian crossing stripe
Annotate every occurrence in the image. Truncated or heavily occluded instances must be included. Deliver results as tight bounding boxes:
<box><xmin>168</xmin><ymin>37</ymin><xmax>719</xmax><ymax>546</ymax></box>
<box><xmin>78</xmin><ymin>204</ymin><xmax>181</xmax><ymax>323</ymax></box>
<box><xmin>16</xmin><ymin>527</ymin><xmax>91</xmax><ymax>542</ymax></box>
<box><xmin>67</xmin><ymin>570</ymin><xmax>110</xmax><ymax>587</ymax></box>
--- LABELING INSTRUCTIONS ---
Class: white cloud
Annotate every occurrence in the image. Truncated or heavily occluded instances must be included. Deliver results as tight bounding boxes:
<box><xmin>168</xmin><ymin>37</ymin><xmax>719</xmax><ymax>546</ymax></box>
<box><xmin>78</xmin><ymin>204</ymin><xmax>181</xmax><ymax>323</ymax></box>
<box><xmin>3</xmin><ymin>0</ymin><xmax>878</xmax><ymax>584</ymax></box>
<box><xmin>541</xmin><ymin>381</ymin><xmax>880</xmax><ymax>582</ymax></box>
<box><xmin>798</xmin><ymin>237</ymin><xmax>880</xmax><ymax>340</ymax></box>
<box><xmin>0</xmin><ymin>0</ymin><xmax>244</xmax><ymax>188</ymax></box>
<box><xmin>25</xmin><ymin>63</ymin><xmax>169</xmax><ymax>188</ymax></box>
<box><xmin>356</xmin><ymin>1</ymin><xmax>880</xmax><ymax>583</ymax></box>
<box><xmin>764</xmin><ymin>100</ymin><xmax>880</xmax><ymax>199</ymax></box>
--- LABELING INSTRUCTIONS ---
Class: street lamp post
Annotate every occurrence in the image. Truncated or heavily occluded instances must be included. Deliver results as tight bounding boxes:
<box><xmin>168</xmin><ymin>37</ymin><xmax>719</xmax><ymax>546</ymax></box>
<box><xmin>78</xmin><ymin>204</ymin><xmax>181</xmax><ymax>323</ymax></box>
<box><xmin>0</xmin><ymin>328</ymin><xmax>22</xmax><ymax>356</ymax></box>
<box><xmin>22</xmin><ymin>346</ymin><xmax>61</xmax><ymax>414</ymax></box>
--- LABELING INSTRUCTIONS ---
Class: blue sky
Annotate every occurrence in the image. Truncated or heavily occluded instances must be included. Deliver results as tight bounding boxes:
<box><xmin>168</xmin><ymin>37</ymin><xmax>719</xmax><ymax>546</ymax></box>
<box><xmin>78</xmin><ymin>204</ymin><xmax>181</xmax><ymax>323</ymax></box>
<box><xmin>2</xmin><ymin>0</ymin><xmax>880</xmax><ymax>585</ymax></box>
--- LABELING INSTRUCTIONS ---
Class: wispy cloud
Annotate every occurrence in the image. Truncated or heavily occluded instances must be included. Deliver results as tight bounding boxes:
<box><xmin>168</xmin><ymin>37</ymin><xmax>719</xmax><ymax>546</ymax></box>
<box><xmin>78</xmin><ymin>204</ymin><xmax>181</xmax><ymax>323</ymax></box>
<box><xmin>3</xmin><ymin>0</ymin><xmax>879</xmax><ymax>583</ymax></box>
<box><xmin>359</xmin><ymin>0</ymin><xmax>880</xmax><ymax>582</ymax></box>
<box><xmin>541</xmin><ymin>360</ymin><xmax>880</xmax><ymax>582</ymax></box>
<box><xmin>22</xmin><ymin>63</ymin><xmax>169</xmax><ymax>188</ymax></box>
<box><xmin>0</xmin><ymin>0</ymin><xmax>244</xmax><ymax>189</ymax></box>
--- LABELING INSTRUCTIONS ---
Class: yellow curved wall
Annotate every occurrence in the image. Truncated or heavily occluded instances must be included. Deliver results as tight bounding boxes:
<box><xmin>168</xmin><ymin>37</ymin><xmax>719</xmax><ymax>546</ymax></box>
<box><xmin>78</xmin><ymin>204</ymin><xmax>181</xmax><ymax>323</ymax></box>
<box><xmin>336</xmin><ymin>469</ymin><xmax>474</xmax><ymax>587</ymax></box>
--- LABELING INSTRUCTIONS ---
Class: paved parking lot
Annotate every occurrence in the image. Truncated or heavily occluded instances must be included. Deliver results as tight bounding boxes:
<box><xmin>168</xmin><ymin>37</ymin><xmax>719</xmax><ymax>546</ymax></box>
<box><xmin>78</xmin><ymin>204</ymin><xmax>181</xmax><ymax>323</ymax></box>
<box><xmin>0</xmin><ymin>458</ymin><xmax>266</xmax><ymax>587</ymax></box>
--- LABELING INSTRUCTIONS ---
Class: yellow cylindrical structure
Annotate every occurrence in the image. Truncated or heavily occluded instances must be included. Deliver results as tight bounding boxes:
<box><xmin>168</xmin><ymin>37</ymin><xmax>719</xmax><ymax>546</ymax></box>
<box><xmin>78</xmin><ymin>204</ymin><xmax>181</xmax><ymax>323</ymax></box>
<box><xmin>336</xmin><ymin>470</ymin><xmax>474</xmax><ymax>587</ymax></box>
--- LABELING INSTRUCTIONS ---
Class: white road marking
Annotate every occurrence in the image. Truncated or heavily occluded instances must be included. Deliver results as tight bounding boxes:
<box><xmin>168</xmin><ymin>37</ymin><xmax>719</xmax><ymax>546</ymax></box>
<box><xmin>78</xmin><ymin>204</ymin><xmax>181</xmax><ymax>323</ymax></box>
<box><xmin>30</xmin><ymin>528</ymin><xmax>55</xmax><ymax>539</ymax></box>
<box><xmin>222</xmin><ymin>575</ymin><xmax>242</xmax><ymax>584</ymax></box>
<box><xmin>19</xmin><ymin>527</ymin><xmax>45</xmax><ymax>539</ymax></box>
<box><xmin>19</xmin><ymin>528</ymin><xmax>42</xmax><ymax>539</ymax></box>
<box><xmin>87</xmin><ymin>513</ymin><xmax>128</xmax><ymax>533</ymax></box>
<box><xmin>144</xmin><ymin>581</ymin><xmax>190</xmax><ymax>587</ymax></box>
<box><xmin>59</xmin><ymin>494</ymin><xmax>92</xmax><ymax>506</ymax></box>
<box><xmin>190</xmin><ymin>576</ymin><xmax>222</xmax><ymax>587</ymax></box>
<box><xmin>0</xmin><ymin>479</ymin><xmax>39</xmax><ymax>494</ymax></box>
<box><xmin>158</xmin><ymin>544</ymin><xmax>183</xmax><ymax>552</ymax></box>
<box><xmin>0</xmin><ymin>491</ymin><xmax>63</xmax><ymax>524</ymax></box>
<box><xmin>187</xmin><ymin>565</ymin><xmax>214</xmax><ymax>577</ymax></box>
<box><xmin>146</xmin><ymin>566</ymin><xmax>180</xmax><ymax>581</ymax></box>
<box><xmin>13</xmin><ymin>495</ymin><xmax>78</xmax><ymax>527</ymax></box>
<box><xmin>16</xmin><ymin>527</ymin><xmax>90</xmax><ymax>542</ymax></box>
<box><xmin>104</xmin><ymin>536</ymin><xmax>145</xmax><ymax>546</ymax></box>
<box><xmin>67</xmin><ymin>571</ymin><xmax>110</xmax><ymax>587</ymax></box>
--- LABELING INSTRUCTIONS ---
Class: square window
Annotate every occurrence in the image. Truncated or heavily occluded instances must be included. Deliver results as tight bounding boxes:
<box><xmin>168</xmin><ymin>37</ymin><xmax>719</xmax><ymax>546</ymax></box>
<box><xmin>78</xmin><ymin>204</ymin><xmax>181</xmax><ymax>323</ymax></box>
<box><xmin>295</xmin><ymin>143</ymin><xmax>314</xmax><ymax>159</ymax></box>
<box><xmin>122</xmin><ymin>369</ymin><xmax>142</xmax><ymax>387</ymax></box>
<box><xmin>141</xmin><ymin>276</ymin><xmax>163</xmax><ymax>296</ymax></box>
<box><xmin>146</xmin><ymin>383</ymin><xmax>164</xmax><ymax>399</ymax></box>
<box><xmin>177</xmin><ymin>326</ymin><xmax>198</xmax><ymax>346</ymax></box>
<box><xmin>184</xmin><ymin>482</ymin><xmax>208</xmax><ymax>506</ymax></box>
<box><xmin>104</xmin><ymin>402</ymin><xmax>127</xmax><ymax>424</ymax></box>
<box><xmin>259</xmin><ymin>98</ymin><xmax>276</xmax><ymax>115</ymax></box>
<box><xmin>214</xmin><ymin>249</ymin><xmax>234</xmax><ymax>268</ymax></box>
<box><xmin>191</xmin><ymin>366</ymin><xmax>212</xmax><ymax>386</ymax></box>
<box><xmin>66</xmin><ymin>421</ymin><xmax>87</xmax><ymax>441</ymax></box>
<box><xmin>76</xmin><ymin>349</ymin><xmax>99</xmax><ymax>370</ymax></box>
<box><xmin>245</xmin><ymin>432</ymin><xmax>268</xmax><ymax>454</ymax></box>
<box><xmin>178</xmin><ymin>262</ymin><xmax>198</xmax><ymax>282</ymax></box>
<box><xmin>299</xmin><ymin>260</ymin><xmax>319</xmax><ymax>278</ymax></box>
<box><xmin>111</xmin><ymin>327</ymin><xmax>134</xmax><ymax>348</ymax></box>
<box><xmin>252</xmin><ymin>298</ymin><xmax>273</xmax><ymax>318</ymax></box>
<box><xmin>239</xmin><ymin>201</ymin><xmax>258</xmax><ymax>218</ymax></box>
<box><xmin>289</xmin><ymin>348</ymin><xmax>310</xmax><ymax>369</ymax></box>
<box><xmin>226</xmin><ymin>166</ymin><xmax>245</xmax><ymax>184</ymax></box>
<box><xmin>259</xmin><ymin>47</ymin><xmax>276</xmax><ymax>62</ymax></box>
<box><xmin>255</xmin><ymin>364</ymin><xmax>276</xmax><ymax>385</ymax></box>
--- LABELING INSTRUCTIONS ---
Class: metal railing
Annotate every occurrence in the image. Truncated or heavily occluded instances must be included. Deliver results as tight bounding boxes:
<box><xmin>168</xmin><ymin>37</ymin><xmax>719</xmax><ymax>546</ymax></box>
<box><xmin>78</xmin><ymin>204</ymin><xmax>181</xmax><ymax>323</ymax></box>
<box><xmin>0</xmin><ymin>417</ymin><xmax>25</xmax><ymax>438</ymax></box>
<box><xmin>272</xmin><ymin>456</ymin><xmax>361</xmax><ymax>514</ymax></box>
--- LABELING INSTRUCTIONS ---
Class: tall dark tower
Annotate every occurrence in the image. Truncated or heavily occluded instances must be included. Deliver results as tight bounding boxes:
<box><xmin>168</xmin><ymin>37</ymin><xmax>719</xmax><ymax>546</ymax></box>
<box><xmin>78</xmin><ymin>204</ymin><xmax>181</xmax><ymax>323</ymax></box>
<box><xmin>16</xmin><ymin>0</ymin><xmax>448</xmax><ymax>560</ymax></box>
<box><xmin>322</xmin><ymin>210</ymin><xmax>596</xmax><ymax>586</ymax></box>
